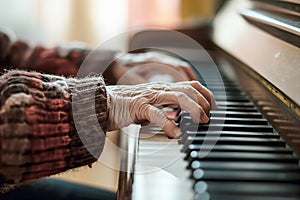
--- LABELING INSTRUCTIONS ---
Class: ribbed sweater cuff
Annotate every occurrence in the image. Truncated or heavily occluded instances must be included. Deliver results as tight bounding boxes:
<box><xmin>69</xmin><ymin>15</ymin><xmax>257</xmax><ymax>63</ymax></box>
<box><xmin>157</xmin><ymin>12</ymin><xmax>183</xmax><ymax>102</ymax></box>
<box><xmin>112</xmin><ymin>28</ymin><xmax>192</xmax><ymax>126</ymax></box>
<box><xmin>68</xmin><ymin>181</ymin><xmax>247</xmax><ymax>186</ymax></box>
<box><xmin>66</xmin><ymin>75</ymin><xmax>108</xmax><ymax>167</ymax></box>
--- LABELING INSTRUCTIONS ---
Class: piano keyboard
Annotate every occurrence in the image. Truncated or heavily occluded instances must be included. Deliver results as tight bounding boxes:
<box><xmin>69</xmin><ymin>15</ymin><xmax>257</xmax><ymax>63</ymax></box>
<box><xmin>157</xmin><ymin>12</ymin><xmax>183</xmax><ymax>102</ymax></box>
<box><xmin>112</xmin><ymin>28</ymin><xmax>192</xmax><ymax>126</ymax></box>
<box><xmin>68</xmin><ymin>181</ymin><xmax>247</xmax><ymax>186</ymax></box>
<box><xmin>130</xmin><ymin>61</ymin><xmax>300</xmax><ymax>200</ymax></box>
<box><xmin>179</xmin><ymin>74</ymin><xmax>300</xmax><ymax>200</ymax></box>
<box><xmin>124</xmin><ymin>1</ymin><xmax>300</xmax><ymax>198</ymax></box>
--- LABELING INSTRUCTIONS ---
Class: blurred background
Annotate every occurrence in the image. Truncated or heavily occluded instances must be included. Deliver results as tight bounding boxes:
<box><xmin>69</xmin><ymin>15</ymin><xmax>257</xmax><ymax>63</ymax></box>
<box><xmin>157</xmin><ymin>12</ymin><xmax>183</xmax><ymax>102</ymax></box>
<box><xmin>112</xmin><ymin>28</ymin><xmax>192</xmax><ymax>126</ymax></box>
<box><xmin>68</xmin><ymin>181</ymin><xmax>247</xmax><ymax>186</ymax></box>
<box><xmin>0</xmin><ymin>0</ymin><xmax>219</xmax><ymax>50</ymax></box>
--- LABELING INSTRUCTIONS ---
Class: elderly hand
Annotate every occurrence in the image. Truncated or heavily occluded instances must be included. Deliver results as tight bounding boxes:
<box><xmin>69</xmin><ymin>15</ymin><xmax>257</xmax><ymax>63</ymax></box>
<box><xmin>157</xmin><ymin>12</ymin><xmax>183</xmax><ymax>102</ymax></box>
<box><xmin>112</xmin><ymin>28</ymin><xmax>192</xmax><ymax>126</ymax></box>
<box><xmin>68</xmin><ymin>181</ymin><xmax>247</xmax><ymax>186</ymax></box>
<box><xmin>111</xmin><ymin>52</ymin><xmax>197</xmax><ymax>85</ymax></box>
<box><xmin>107</xmin><ymin>81</ymin><xmax>217</xmax><ymax>138</ymax></box>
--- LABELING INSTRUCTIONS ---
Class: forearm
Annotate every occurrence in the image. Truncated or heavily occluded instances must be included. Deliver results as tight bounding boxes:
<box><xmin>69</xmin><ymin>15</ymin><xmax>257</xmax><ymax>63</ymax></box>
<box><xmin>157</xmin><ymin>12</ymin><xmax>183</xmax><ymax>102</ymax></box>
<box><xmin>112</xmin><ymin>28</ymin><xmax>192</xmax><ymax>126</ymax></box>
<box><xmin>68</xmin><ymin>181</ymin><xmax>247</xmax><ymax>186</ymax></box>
<box><xmin>0</xmin><ymin>31</ymin><xmax>119</xmax><ymax>80</ymax></box>
<box><xmin>0</xmin><ymin>70</ymin><xmax>108</xmax><ymax>187</ymax></box>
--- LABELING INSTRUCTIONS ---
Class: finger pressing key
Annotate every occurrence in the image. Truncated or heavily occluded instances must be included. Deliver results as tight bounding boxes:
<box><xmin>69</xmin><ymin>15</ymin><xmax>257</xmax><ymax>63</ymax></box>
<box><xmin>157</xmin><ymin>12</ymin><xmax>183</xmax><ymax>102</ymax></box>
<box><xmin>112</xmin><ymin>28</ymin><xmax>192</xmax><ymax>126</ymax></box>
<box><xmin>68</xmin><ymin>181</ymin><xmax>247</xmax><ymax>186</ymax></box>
<box><xmin>148</xmin><ymin>91</ymin><xmax>209</xmax><ymax>123</ymax></box>
<box><xmin>146</xmin><ymin>105</ymin><xmax>181</xmax><ymax>138</ymax></box>
<box><xmin>168</xmin><ymin>84</ymin><xmax>211</xmax><ymax>116</ymax></box>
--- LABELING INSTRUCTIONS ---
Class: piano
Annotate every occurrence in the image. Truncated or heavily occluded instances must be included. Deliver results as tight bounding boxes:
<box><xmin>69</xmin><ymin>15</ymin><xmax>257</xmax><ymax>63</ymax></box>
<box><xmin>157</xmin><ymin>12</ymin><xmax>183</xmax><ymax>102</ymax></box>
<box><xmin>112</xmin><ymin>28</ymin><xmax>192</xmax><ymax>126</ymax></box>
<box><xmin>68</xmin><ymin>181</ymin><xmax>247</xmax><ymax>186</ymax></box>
<box><xmin>117</xmin><ymin>0</ymin><xmax>300</xmax><ymax>199</ymax></box>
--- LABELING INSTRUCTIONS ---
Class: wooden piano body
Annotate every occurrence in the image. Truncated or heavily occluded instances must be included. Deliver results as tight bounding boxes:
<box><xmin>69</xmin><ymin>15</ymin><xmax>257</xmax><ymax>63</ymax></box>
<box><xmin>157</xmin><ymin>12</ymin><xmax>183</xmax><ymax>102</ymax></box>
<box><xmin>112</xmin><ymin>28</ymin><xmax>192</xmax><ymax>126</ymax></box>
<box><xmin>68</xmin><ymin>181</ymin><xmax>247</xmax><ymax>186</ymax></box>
<box><xmin>117</xmin><ymin>0</ymin><xmax>300</xmax><ymax>199</ymax></box>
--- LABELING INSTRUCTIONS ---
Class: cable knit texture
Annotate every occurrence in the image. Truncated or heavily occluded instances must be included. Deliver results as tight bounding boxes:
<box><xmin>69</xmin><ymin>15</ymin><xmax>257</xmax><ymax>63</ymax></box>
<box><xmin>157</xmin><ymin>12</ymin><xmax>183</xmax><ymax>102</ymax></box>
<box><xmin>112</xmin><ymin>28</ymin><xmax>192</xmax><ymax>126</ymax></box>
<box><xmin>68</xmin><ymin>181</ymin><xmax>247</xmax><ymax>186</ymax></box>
<box><xmin>0</xmin><ymin>70</ymin><xmax>108</xmax><ymax>190</ymax></box>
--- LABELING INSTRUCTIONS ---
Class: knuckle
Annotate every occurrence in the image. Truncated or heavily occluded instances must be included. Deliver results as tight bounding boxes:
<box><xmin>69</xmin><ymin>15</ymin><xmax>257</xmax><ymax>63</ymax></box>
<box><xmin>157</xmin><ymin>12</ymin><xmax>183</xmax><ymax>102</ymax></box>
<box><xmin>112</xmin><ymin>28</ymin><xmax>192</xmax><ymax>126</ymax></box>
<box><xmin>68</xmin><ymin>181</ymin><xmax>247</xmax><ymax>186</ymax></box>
<box><xmin>190</xmin><ymin>80</ymin><xmax>202</xmax><ymax>88</ymax></box>
<box><xmin>131</xmin><ymin>97</ymin><xmax>148</xmax><ymax>111</ymax></box>
<box><xmin>207</xmin><ymin>89</ymin><xmax>213</xmax><ymax>97</ymax></box>
<box><xmin>181</xmin><ymin>85</ymin><xmax>195</xmax><ymax>94</ymax></box>
<box><xmin>187</xmin><ymin>85</ymin><xmax>195</xmax><ymax>92</ymax></box>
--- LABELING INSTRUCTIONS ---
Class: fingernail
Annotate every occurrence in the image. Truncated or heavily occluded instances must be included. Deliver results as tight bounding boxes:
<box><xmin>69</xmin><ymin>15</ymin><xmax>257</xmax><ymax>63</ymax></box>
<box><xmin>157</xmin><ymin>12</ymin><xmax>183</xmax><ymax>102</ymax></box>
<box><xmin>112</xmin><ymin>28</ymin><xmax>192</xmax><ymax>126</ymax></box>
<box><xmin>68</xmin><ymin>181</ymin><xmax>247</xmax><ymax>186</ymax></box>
<box><xmin>202</xmin><ymin>114</ymin><xmax>209</xmax><ymax>123</ymax></box>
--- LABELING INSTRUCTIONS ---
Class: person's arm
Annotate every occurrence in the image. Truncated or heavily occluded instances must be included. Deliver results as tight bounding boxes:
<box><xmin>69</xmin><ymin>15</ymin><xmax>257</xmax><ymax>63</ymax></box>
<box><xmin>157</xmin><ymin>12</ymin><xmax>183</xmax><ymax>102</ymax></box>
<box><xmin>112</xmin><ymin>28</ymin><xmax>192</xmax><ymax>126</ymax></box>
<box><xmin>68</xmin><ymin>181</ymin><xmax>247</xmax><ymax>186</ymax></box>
<box><xmin>0</xmin><ymin>69</ymin><xmax>217</xmax><ymax>186</ymax></box>
<box><xmin>0</xmin><ymin>70</ymin><xmax>108</xmax><ymax>187</ymax></box>
<box><xmin>0</xmin><ymin>30</ymin><xmax>216</xmax><ymax>190</ymax></box>
<box><xmin>0</xmin><ymin>31</ymin><xmax>118</xmax><ymax>77</ymax></box>
<box><xmin>0</xmin><ymin>31</ymin><xmax>197</xmax><ymax>85</ymax></box>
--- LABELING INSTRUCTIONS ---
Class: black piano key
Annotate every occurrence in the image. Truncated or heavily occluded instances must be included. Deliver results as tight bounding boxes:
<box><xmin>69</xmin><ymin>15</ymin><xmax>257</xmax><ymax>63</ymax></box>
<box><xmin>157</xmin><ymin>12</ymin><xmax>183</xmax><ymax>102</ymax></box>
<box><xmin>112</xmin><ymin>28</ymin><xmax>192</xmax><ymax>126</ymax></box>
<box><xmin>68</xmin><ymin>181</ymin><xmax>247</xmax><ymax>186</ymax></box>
<box><xmin>215</xmin><ymin>96</ymin><xmax>250</xmax><ymax>103</ymax></box>
<box><xmin>189</xmin><ymin>160</ymin><xmax>300</xmax><ymax>172</ymax></box>
<box><xmin>185</xmin><ymin>131</ymin><xmax>278</xmax><ymax>138</ymax></box>
<box><xmin>213</xmin><ymin>93</ymin><xmax>247</xmax><ymax>98</ymax></box>
<box><xmin>215</xmin><ymin>97</ymin><xmax>251</xmax><ymax>102</ymax></box>
<box><xmin>180</xmin><ymin>131</ymin><xmax>280</xmax><ymax>147</ymax></box>
<box><xmin>216</xmin><ymin>106</ymin><xmax>258</xmax><ymax>112</ymax></box>
<box><xmin>182</xmin><ymin>143</ymin><xmax>291</xmax><ymax>159</ymax></box>
<box><xmin>185</xmin><ymin>144</ymin><xmax>291</xmax><ymax>154</ymax></box>
<box><xmin>182</xmin><ymin>124</ymin><xmax>273</xmax><ymax>132</ymax></box>
<box><xmin>191</xmin><ymin>169</ymin><xmax>300</xmax><ymax>183</ymax></box>
<box><xmin>209</xmin><ymin>88</ymin><xmax>242</xmax><ymax>93</ymax></box>
<box><xmin>209</xmin><ymin>88</ymin><xmax>242</xmax><ymax>92</ymax></box>
<box><xmin>210</xmin><ymin>110</ymin><xmax>263</xmax><ymax>118</ymax></box>
<box><xmin>196</xmin><ymin>191</ymin><xmax>300</xmax><ymax>200</ymax></box>
<box><xmin>188</xmin><ymin>151</ymin><xmax>298</xmax><ymax>163</ymax></box>
<box><xmin>216</xmin><ymin>101</ymin><xmax>255</xmax><ymax>107</ymax></box>
<box><xmin>181</xmin><ymin>116</ymin><xmax>269</xmax><ymax>125</ymax></box>
<box><xmin>185</xmin><ymin>136</ymin><xmax>285</xmax><ymax>147</ymax></box>
<box><xmin>195</xmin><ymin>181</ymin><xmax>300</xmax><ymax>197</ymax></box>
<box><xmin>210</xmin><ymin>117</ymin><xmax>269</xmax><ymax>125</ymax></box>
<box><xmin>211</xmin><ymin>87</ymin><xmax>243</xmax><ymax>91</ymax></box>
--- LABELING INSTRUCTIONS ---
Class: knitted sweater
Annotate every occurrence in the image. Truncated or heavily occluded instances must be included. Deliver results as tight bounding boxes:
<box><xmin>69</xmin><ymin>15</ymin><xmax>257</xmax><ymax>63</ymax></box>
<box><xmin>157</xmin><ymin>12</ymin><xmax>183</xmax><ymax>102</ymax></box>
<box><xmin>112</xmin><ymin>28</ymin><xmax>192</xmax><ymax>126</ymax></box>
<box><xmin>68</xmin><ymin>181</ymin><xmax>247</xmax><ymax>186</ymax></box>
<box><xmin>0</xmin><ymin>31</ymin><xmax>116</xmax><ymax>189</ymax></box>
<box><xmin>0</xmin><ymin>70</ymin><xmax>109</xmax><ymax>189</ymax></box>
<box><xmin>0</xmin><ymin>31</ymin><xmax>118</xmax><ymax>84</ymax></box>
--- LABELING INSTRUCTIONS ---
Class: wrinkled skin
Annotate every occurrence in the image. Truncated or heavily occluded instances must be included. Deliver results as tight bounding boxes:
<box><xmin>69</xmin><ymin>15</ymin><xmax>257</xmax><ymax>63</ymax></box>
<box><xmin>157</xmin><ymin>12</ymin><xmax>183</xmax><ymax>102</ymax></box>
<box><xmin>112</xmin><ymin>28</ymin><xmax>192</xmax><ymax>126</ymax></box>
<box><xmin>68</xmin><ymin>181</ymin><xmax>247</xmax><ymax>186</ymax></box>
<box><xmin>107</xmin><ymin>81</ymin><xmax>217</xmax><ymax>138</ymax></box>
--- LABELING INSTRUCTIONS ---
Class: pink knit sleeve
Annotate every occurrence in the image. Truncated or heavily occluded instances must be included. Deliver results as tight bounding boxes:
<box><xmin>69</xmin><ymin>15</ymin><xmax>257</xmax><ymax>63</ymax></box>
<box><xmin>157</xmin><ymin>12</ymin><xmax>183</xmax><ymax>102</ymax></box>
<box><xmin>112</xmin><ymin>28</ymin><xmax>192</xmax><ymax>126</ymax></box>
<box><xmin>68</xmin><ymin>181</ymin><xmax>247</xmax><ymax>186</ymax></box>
<box><xmin>0</xmin><ymin>70</ymin><xmax>108</xmax><ymax>187</ymax></box>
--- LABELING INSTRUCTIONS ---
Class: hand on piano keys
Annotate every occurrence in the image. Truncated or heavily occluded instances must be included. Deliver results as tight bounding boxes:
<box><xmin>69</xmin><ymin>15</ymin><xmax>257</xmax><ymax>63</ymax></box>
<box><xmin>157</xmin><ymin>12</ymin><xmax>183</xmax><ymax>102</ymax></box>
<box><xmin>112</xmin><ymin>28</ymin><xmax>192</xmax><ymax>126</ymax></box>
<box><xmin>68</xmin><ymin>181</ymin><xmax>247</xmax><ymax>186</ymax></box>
<box><xmin>106</xmin><ymin>80</ymin><xmax>217</xmax><ymax>138</ymax></box>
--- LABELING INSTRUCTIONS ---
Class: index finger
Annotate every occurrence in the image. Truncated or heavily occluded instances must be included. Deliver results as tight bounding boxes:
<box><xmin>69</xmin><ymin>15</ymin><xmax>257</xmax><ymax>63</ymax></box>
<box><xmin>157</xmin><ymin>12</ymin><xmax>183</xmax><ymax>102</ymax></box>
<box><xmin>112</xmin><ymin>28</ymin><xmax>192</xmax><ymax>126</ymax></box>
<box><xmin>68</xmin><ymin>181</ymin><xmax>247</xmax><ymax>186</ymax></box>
<box><xmin>146</xmin><ymin>105</ymin><xmax>182</xmax><ymax>138</ymax></box>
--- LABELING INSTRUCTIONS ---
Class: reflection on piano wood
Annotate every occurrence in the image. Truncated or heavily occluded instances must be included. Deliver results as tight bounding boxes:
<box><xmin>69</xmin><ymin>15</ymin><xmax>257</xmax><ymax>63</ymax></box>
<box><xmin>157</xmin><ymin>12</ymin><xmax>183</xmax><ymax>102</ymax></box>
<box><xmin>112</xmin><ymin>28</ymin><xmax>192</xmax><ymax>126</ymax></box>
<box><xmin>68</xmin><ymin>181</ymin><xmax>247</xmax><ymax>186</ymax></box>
<box><xmin>118</xmin><ymin>0</ymin><xmax>300</xmax><ymax>199</ymax></box>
